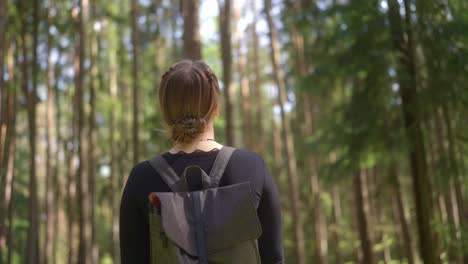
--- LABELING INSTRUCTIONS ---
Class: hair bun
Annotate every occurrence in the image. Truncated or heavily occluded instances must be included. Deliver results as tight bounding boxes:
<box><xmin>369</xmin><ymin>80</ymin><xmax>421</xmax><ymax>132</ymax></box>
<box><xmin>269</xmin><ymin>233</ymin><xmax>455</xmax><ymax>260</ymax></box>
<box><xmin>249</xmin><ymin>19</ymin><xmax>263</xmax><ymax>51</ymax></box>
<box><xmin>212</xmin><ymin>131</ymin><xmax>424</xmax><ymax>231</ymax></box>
<box><xmin>173</xmin><ymin>116</ymin><xmax>207</xmax><ymax>143</ymax></box>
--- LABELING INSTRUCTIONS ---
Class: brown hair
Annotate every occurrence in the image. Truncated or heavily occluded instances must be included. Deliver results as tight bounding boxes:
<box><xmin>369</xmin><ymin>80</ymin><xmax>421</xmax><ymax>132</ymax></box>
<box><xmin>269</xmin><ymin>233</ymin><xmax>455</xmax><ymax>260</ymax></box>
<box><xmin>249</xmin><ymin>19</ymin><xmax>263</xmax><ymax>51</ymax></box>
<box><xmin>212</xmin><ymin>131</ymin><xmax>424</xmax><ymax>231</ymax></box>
<box><xmin>159</xmin><ymin>60</ymin><xmax>220</xmax><ymax>144</ymax></box>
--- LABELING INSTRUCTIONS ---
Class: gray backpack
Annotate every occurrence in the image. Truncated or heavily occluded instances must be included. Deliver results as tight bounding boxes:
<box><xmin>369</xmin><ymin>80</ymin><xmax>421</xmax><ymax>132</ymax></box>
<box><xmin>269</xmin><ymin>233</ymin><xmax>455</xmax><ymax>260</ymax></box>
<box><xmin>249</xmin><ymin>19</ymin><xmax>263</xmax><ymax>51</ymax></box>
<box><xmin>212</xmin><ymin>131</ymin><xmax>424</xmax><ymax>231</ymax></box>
<box><xmin>147</xmin><ymin>146</ymin><xmax>262</xmax><ymax>264</ymax></box>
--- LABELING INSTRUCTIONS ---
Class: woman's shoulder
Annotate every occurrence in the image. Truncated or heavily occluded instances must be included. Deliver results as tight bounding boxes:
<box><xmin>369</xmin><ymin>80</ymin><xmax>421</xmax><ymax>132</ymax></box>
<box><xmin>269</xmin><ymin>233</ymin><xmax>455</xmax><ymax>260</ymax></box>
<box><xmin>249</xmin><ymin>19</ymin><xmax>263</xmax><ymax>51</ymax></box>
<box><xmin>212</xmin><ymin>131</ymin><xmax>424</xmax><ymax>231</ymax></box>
<box><xmin>226</xmin><ymin>146</ymin><xmax>262</xmax><ymax>160</ymax></box>
<box><xmin>228</xmin><ymin>147</ymin><xmax>268</xmax><ymax>171</ymax></box>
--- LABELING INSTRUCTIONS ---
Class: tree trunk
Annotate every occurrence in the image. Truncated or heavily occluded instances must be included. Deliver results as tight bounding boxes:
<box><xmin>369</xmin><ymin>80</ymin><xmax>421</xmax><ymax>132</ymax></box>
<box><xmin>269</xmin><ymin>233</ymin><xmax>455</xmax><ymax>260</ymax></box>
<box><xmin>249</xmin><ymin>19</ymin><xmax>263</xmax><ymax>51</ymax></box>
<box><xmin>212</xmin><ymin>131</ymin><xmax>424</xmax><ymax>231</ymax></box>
<box><xmin>53</xmin><ymin>51</ymin><xmax>66</xmax><ymax>264</ymax></box>
<box><xmin>4</xmin><ymin>39</ymin><xmax>16</xmax><ymax>264</ymax></box>
<box><xmin>249</xmin><ymin>2</ymin><xmax>264</xmax><ymax>154</ymax></box>
<box><xmin>0</xmin><ymin>0</ymin><xmax>6</xmax><ymax>184</ymax></box>
<box><xmin>21</xmin><ymin>0</ymin><xmax>40</xmax><ymax>262</ymax></box>
<box><xmin>387</xmin><ymin>1</ymin><xmax>439</xmax><ymax>263</ymax></box>
<box><xmin>44</xmin><ymin>1</ymin><xmax>57</xmax><ymax>262</ymax></box>
<box><xmin>218</xmin><ymin>0</ymin><xmax>235</xmax><ymax>146</ymax></box>
<box><xmin>353</xmin><ymin>169</ymin><xmax>375</xmax><ymax>264</ymax></box>
<box><xmin>264</xmin><ymin>0</ymin><xmax>305</xmax><ymax>263</ymax></box>
<box><xmin>392</xmin><ymin>167</ymin><xmax>418</xmax><ymax>264</ymax></box>
<box><xmin>77</xmin><ymin>0</ymin><xmax>92</xmax><ymax>262</ymax></box>
<box><xmin>131</xmin><ymin>0</ymin><xmax>140</xmax><ymax>165</ymax></box>
<box><xmin>234</xmin><ymin>6</ymin><xmax>253</xmax><ymax>148</ymax></box>
<box><xmin>108</xmin><ymin>22</ymin><xmax>120</xmax><ymax>263</ymax></box>
<box><xmin>287</xmin><ymin>1</ymin><xmax>329</xmax><ymax>260</ymax></box>
<box><xmin>441</xmin><ymin>104</ymin><xmax>467</xmax><ymax>262</ymax></box>
<box><xmin>331</xmin><ymin>187</ymin><xmax>343</xmax><ymax>264</ymax></box>
<box><xmin>89</xmin><ymin>2</ymin><xmax>99</xmax><ymax>261</ymax></box>
<box><xmin>182</xmin><ymin>0</ymin><xmax>201</xmax><ymax>59</ymax></box>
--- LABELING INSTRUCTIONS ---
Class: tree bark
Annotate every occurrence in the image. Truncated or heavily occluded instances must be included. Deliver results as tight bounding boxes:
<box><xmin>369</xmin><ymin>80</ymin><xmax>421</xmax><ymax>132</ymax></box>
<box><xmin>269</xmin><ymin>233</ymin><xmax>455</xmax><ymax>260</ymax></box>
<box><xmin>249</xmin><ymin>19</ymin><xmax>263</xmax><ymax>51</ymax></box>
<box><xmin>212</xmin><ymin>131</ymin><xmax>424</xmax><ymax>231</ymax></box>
<box><xmin>108</xmin><ymin>22</ymin><xmax>120</xmax><ymax>263</ymax></box>
<box><xmin>353</xmin><ymin>169</ymin><xmax>375</xmax><ymax>264</ymax></box>
<box><xmin>234</xmin><ymin>5</ymin><xmax>253</xmax><ymax>148</ymax></box>
<box><xmin>77</xmin><ymin>0</ymin><xmax>92</xmax><ymax>262</ymax></box>
<box><xmin>131</xmin><ymin>0</ymin><xmax>140</xmax><ymax>166</ymax></box>
<box><xmin>264</xmin><ymin>0</ymin><xmax>305</xmax><ymax>263</ymax></box>
<box><xmin>331</xmin><ymin>186</ymin><xmax>343</xmax><ymax>264</ymax></box>
<box><xmin>0</xmin><ymin>0</ymin><xmax>6</xmax><ymax>182</ymax></box>
<box><xmin>387</xmin><ymin>1</ymin><xmax>439</xmax><ymax>263</ymax></box>
<box><xmin>249</xmin><ymin>2</ymin><xmax>264</xmax><ymax>154</ymax></box>
<box><xmin>89</xmin><ymin>1</ymin><xmax>99</xmax><ymax>261</ymax></box>
<box><xmin>392</xmin><ymin>167</ymin><xmax>418</xmax><ymax>264</ymax></box>
<box><xmin>182</xmin><ymin>0</ymin><xmax>201</xmax><ymax>59</ymax></box>
<box><xmin>53</xmin><ymin>49</ymin><xmax>66</xmax><ymax>264</ymax></box>
<box><xmin>22</xmin><ymin>0</ymin><xmax>40</xmax><ymax>262</ymax></box>
<box><xmin>44</xmin><ymin>1</ymin><xmax>57</xmax><ymax>262</ymax></box>
<box><xmin>218</xmin><ymin>0</ymin><xmax>235</xmax><ymax>146</ymax></box>
<box><xmin>4</xmin><ymin>39</ymin><xmax>16</xmax><ymax>264</ymax></box>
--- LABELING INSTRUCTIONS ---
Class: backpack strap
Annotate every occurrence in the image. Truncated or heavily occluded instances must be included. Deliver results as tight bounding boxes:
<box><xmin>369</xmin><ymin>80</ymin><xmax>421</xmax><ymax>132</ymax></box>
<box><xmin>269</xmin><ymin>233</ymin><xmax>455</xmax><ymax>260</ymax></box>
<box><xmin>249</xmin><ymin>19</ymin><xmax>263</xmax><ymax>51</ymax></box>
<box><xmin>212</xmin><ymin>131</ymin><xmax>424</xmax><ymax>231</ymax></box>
<box><xmin>208</xmin><ymin>146</ymin><xmax>236</xmax><ymax>188</ymax></box>
<box><xmin>147</xmin><ymin>155</ymin><xmax>181</xmax><ymax>192</ymax></box>
<box><xmin>147</xmin><ymin>146</ymin><xmax>236</xmax><ymax>191</ymax></box>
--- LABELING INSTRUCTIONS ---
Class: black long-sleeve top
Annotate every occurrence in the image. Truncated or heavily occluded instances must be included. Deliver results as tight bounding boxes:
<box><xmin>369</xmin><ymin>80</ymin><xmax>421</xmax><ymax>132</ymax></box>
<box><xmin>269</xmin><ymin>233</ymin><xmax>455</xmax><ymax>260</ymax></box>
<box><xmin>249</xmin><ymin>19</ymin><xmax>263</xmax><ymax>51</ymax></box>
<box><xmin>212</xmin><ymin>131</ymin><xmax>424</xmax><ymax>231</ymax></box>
<box><xmin>119</xmin><ymin>147</ymin><xmax>284</xmax><ymax>263</ymax></box>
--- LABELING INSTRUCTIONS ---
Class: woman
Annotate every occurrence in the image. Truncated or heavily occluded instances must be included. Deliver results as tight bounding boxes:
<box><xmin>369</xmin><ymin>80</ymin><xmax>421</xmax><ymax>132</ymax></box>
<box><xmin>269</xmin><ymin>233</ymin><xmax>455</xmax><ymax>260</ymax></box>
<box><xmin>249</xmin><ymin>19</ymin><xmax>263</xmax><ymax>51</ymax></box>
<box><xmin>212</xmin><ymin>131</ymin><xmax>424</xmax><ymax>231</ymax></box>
<box><xmin>119</xmin><ymin>60</ymin><xmax>284</xmax><ymax>263</ymax></box>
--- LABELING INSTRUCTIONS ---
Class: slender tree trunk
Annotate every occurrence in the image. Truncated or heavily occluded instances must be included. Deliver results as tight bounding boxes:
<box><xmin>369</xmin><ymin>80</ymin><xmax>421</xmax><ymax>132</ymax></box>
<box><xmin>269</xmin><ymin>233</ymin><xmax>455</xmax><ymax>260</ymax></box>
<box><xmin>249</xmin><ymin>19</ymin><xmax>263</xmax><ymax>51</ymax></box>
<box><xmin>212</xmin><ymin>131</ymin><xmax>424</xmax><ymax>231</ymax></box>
<box><xmin>182</xmin><ymin>0</ymin><xmax>201</xmax><ymax>59</ymax></box>
<box><xmin>304</xmin><ymin>94</ymin><xmax>328</xmax><ymax>264</ymax></box>
<box><xmin>53</xmin><ymin>52</ymin><xmax>65</xmax><ymax>264</ymax></box>
<box><xmin>441</xmin><ymin>104</ymin><xmax>467</xmax><ymax>262</ymax></box>
<box><xmin>44</xmin><ymin>2</ymin><xmax>56</xmax><ymax>262</ymax></box>
<box><xmin>234</xmin><ymin>7</ymin><xmax>253</xmax><ymax>148</ymax></box>
<box><xmin>89</xmin><ymin>2</ymin><xmax>99</xmax><ymax>261</ymax></box>
<box><xmin>108</xmin><ymin>23</ymin><xmax>120</xmax><ymax>263</ymax></box>
<box><xmin>287</xmin><ymin>1</ymin><xmax>329</xmax><ymax>260</ymax></box>
<box><xmin>131</xmin><ymin>0</ymin><xmax>140</xmax><ymax>165</ymax></box>
<box><xmin>66</xmin><ymin>136</ymin><xmax>77</xmax><ymax>264</ymax></box>
<box><xmin>264</xmin><ymin>1</ymin><xmax>305</xmax><ymax>263</ymax></box>
<box><xmin>249</xmin><ymin>2</ymin><xmax>264</xmax><ymax>154</ymax></box>
<box><xmin>331</xmin><ymin>186</ymin><xmax>343</xmax><ymax>264</ymax></box>
<box><xmin>353</xmin><ymin>169</ymin><xmax>375</xmax><ymax>264</ymax></box>
<box><xmin>4</xmin><ymin>39</ymin><xmax>16</xmax><ymax>264</ymax></box>
<box><xmin>387</xmin><ymin>1</ymin><xmax>439</xmax><ymax>263</ymax></box>
<box><xmin>392</xmin><ymin>167</ymin><xmax>417</xmax><ymax>264</ymax></box>
<box><xmin>77</xmin><ymin>0</ymin><xmax>92</xmax><ymax>262</ymax></box>
<box><xmin>272</xmin><ymin>118</ymin><xmax>282</xmax><ymax>175</ymax></box>
<box><xmin>218</xmin><ymin>0</ymin><xmax>235</xmax><ymax>146</ymax></box>
<box><xmin>21</xmin><ymin>0</ymin><xmax>40</xmax><ymax>262</ymax></box>
<box><xmin>0</xmin><ymin>0</ymin><xmax>6</xmax><ymax>183</ymax></box>
<box><xmin>170</xmin><ymin>0</ymin><xmax>180</xmax><ymax>59</ymax></box>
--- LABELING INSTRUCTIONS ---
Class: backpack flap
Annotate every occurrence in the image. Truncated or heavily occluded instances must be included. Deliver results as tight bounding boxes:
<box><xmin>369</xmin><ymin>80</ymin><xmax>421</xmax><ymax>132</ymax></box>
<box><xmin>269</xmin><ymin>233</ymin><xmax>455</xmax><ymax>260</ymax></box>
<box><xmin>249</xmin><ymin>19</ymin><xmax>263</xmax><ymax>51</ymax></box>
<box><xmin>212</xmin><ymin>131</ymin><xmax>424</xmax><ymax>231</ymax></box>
<box><xmin>155</xmin><ymin>181</ymin><xmax>262</xmax><ymax>257</ymax></box>
<box><xmin>155</xmin><ymin>191</ymin><xmax>199</xmax><ymax>257</ymax></box>
<box><xmin>201</xmin><ymin>182</ymin><xmax>262</xmax><ymax>255</ymax></box>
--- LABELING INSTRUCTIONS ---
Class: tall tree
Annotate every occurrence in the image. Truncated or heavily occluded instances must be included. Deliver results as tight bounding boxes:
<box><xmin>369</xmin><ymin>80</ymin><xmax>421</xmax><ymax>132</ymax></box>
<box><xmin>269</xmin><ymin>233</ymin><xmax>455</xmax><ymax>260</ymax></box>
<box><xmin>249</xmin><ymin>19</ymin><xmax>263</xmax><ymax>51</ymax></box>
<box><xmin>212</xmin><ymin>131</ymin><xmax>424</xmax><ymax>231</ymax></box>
<box><xmin>76</xmin><ymin>0</ymin><xmax>92</xmax><ymax>262</ymax></box>
<box><xmin>44</xmin><ymin>0</ymin><xmax>57</xmax><ymax>263</ymax></box>
<box><xmin>0</xmin><ymin>0</ymin><xmax>7</xmax><ymax>257</ymax></box>
<box><xmin>249</xmin><ymin>0</ymin><xmax>264</xmax><ymax>154</ymax></box>
<box><xmin>0</xmin><ymin>0</ymin><xmax>6</xmax><ymax>174</ymax></box>
<box><xmin>3</xmin><ymin>39</ymin><xmax>17</xmax><ymax>264</ymax></box>
<box><xmin>286</xmin><ymin>1</ymin><xmax>329</xmax><ymax>262</ymax></box>
<box><xmin>264</xmin><ymin>0</ymin><xmax>305</xmax><ymax>263</ymax></box>
<box><xmin>89</xmin><ymin>0</ymin><xmax>99</xmax><ymax>261</ymax></box>
<box><xmin>218</xmin><ymin>0</ymin><xmax>235</xmax><ymax>146</ymax></box>
<box><xmin>234</xmin><ymin>3</ymin><xmax>253</xmax><ymax>148</ymax></box>
<box><xmin>182</xmin><ymin>0</ymin><xmax>201</xmax><ymax>59</ymax></box>
<box><xmin>387</xmin><ymin>1</ymin><xmax>439</xmax><ymax>263</ymax></box>
<box><xmin>353</xmin><ymin>169</ymin><xmax>376</xmax><ymax>264</ymax></box>
<box><xmin>131</xmin><ymin>0</ymin><xmax>140</xmax><ymax>165</ymax></box>
<box><xmin>108</xmin><ymin>16</ymin><xmax>121</xmax><ymax>263</ymax></box>
<box><xmin>391</xmin><ymin>166</ymin><xmax>418</xmax><ymax>264</ymax></box>
<box><xmin>22</xmin><ymin>0</ymin><xmax>40</xmax><ymax>262</ymax></box>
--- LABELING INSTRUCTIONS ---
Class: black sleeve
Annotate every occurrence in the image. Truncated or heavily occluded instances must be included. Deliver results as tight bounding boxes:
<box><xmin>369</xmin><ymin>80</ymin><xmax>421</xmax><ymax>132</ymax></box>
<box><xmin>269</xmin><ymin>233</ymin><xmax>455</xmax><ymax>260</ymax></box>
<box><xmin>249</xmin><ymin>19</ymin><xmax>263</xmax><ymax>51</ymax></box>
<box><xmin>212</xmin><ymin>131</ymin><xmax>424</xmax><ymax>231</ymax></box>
<box><xmin>257</xmin><ymin>158</ymin><xmax>285</xmax><ymax>264</ymax></box>
<box><xmin>119</xmin><ymin>166</ymin><xmax>150</xmax><ymax>263</ymax></box>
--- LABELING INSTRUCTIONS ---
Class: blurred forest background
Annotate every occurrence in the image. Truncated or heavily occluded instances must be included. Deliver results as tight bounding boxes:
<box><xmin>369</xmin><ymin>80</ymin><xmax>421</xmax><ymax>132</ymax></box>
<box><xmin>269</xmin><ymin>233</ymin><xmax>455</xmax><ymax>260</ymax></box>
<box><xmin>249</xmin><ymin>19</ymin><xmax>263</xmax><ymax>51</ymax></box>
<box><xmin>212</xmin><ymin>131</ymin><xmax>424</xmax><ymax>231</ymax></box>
<box><xmin>0</xmin><ymin>0</ymin><xmax>467</xmax><ymax>263</ymax></box>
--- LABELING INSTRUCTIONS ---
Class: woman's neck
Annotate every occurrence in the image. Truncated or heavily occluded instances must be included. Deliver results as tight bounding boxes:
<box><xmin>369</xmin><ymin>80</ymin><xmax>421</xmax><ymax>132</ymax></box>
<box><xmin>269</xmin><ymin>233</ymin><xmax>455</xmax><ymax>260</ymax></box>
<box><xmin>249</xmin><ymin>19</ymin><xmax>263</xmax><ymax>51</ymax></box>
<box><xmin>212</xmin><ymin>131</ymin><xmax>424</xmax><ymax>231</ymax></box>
<box><xmin>169</xmin><ymin>123</ymin><xmax>222</xmax><ymax>154</ymax></box>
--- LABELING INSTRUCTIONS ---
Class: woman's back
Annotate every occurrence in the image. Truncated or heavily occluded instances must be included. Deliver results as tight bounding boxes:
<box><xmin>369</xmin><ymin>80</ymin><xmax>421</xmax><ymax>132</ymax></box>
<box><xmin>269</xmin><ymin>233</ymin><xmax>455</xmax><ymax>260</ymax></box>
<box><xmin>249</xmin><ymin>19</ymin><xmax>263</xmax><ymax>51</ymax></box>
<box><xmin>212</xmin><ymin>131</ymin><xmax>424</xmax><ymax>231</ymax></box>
<box><xmin>119</xmin><ymin>147</ymin><xmax>284</xmax><ymax>263</ymax></box>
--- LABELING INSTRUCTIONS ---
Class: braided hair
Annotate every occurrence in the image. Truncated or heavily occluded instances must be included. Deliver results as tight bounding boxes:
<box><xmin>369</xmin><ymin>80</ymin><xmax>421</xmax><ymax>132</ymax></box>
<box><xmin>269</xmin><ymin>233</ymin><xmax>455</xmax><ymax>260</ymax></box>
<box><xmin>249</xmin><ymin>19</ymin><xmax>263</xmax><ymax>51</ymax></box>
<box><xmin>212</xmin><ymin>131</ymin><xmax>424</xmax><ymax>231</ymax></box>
<box><xmin>159</xmin><ymin>60</ymin><xmax>220</xmax><ymax>144</ymax></box>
